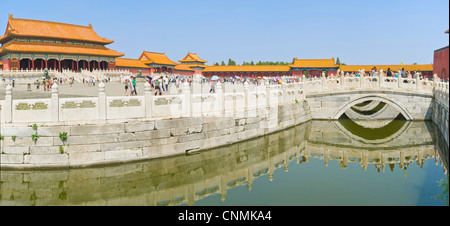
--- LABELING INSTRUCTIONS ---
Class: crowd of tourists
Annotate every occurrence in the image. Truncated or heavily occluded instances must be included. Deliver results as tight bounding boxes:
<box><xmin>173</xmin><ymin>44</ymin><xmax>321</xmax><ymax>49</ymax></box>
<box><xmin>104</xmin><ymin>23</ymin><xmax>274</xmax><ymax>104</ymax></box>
<box><xmin>341</xmin><ymin>67</ymin><xmax>425</xmax><ymax>80</ymax></box>
<box><xmin>139</xmin><ymin>74</ymin><xmax>302</xmax><ymax>96</ymax></box>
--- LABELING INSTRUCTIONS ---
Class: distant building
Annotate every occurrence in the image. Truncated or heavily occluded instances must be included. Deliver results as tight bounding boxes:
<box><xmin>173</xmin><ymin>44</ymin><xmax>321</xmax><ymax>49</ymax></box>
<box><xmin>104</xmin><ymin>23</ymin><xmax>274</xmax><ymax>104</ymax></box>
<box><xmin>290</xmin><ymin>58</ymin><xmax>338</xmax><ymax>77</ymax></box>
<box><xmin>433</xmin><ymin>30</ymin><xmax>449</xmax><ymax>80</ymax></box>
<box><xmin>138</xmin><ymin>51</ymin><xmax>177</xmax><ymax>74</ymax></box>
<box><xmin>115</xmin><ymin>58</ymin><xmax>150</xmax><ymax>75</ymax></box>
<box><xmin>177</xmin><ymin>52</ymin><xmax>207</xmax><ymax>76</ymax></box>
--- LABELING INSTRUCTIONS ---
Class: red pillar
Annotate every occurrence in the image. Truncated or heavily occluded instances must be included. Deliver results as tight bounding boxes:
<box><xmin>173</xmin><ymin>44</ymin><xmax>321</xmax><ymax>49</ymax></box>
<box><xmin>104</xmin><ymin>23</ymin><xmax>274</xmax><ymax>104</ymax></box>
<box><xmin>45</xmin><ymin>59</ymin><xmax>48</xmax><ymax>69</ymax></box>
<box><xmin>88</xmin><ymin>61</ymin><xmax>91</xmax><ymax>71</ymax></box>
<box><xmin>58</xmin><ymin>60</ymin><xmax>61</xmax><ymax>72</ymax></box>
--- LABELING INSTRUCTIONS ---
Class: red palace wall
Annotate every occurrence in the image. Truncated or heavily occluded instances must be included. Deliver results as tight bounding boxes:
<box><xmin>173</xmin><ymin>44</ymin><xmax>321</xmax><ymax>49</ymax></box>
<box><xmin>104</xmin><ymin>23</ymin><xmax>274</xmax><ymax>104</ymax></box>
<box><xmin>433</xmin><ymin>46</ymin><xmax>449</xmax><ymax>80</ymax></box>
<box><xmin>1</xmin><ymin>59</ymin><xmax>10</xmax><ymax>70</ymax></box>
<box><xmin>175</xmin><ymin>70</ymin><xmax>194</xmax><ymax>76</ymax></box>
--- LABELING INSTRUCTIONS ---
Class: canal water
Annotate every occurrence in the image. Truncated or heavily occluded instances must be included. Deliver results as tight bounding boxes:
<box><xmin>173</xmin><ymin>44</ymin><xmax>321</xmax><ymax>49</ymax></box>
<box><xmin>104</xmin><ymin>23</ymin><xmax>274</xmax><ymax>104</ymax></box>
<box><xmin>0</xmin><ymin>119</ymin><xmax>448</xmax><ymax>206</ymax></box>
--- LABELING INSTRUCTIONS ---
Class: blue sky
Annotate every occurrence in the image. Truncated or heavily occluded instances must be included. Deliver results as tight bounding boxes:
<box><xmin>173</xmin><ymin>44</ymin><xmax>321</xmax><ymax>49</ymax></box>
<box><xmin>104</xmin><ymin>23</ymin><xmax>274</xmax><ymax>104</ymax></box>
<box><xmin>1</xmin><ymin>0</ymin><xmax>448</xmax><ymax>65</ymax></box>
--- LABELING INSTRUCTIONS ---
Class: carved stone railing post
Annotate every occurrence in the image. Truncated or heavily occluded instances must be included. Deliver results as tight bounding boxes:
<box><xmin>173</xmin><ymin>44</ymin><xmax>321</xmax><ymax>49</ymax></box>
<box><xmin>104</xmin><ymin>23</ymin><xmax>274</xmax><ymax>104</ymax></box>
<box><xmin>433</xmin><ymin>73</ymin><xmax>439</xmax><ymax>91</ymax></box>
<box><xmin>98</xmin><ymin>82</ymin><xmax>106</xmax><ymax>120</ymax></box>
<box><xmin>281</xmin><ymin>82</ymin><xmax>287</xmax><ymax>105</ymax></box>
<box><xmin>416</xmin><ymin>75</ymin><xmax>420</xmax><ymax>90</ymax></box>
<box><xmin>378</xmin><ymin>74</ymin><xmax>382</xmax><ymax>87</ymax></box>
<box><xmin>144</xmin><ymin>82</ymin><xmax>152</xmax><ymax>118</ymax></box>
<box><xmin>4</xmin><ymin>84</ymin><xmax>12</xmax><ymax>123</ymax></box>
<box><xmin>51</xmin><ymin>83</ymin><xmax>59</xmax><ymax>122</ymax></box>
<box><xmin>321</xmin><ymin>74</ymin><xmax>326</xmax><ymax>91</ymax></box>
<box><xmin>359</xmin><ymin>76</ymin><xmax>362</xmax><ymax>88</ymax></box>
<box><xmin>244</xmin><ymin>81</ymin><xmax>249</xmax><ymax>117</ymax></box>
<box><xmin>398</xmin><ymin>71</ymin><xmax>402</xmax><ymax>88</ymax></box>
<box><xmin>265</xmin><ymin>80</ymin><xmax>271</xmax><ymax>109</ymax></box>
<box><xmin>183</xmin><ymin>81</ymin><xmax>191</xmax><ymax>117</ymax></box>
<box><xmin>216</xmin><ymin>81</ymin><xmax>224</xmax><ymax>117</ymax></box>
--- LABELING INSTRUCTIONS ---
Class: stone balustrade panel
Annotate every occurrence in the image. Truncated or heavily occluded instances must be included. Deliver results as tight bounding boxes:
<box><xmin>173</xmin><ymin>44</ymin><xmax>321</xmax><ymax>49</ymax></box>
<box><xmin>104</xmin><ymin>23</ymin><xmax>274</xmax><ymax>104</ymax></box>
<box><xmin>106</xmin><ymin>96</ymin><xmax>145</xmax><ymax>120</ymax></box>
<box><xmin>152</xmin><ymin>94</ymin><xmax>185</xmax><ymax>118</ymax></box>
<box><xmin>59</xmin><ymin>97</ymin><xmax>99</xmax><ymax>121</ymax></box>
<box><xmin>191</xmin><ymin>93</ymin><xmax>220</xmax><ymax>117</ymax></box>
<box><xmin>11</xmin><ymin>98</ymin><xmax>52</xmax><ymax>122</ymax></box>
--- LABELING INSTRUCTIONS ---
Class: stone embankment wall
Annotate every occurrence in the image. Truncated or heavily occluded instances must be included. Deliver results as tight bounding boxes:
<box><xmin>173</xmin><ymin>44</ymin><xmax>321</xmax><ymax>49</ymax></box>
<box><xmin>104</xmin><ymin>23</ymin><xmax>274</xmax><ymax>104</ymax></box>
<box><xmin>0</xmin><ymin>101</ymin><xmax>311</xmax><ymax>169</ymax></box>
<box><xmin>432</xmin><ymin>82</ymin><xmax>449</xmax><ymax>146</ymax></box>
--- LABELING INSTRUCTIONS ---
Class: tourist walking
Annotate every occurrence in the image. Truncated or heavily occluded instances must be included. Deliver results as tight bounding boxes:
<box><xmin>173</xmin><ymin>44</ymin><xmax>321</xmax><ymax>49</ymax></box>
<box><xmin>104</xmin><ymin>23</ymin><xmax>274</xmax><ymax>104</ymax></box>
<box><xmin>154</xmin><ymin>77</ymin><xmax>162</xmax><ymax>95</ymax></box>
<box><xmin>132</xmin><ymin>77</ymin><xmax>137</xmax><ymax>95</ymax></box>
<box><xmin>129</xmin><ymin>79</ymin><xmax>135</xmax><ymax>95</ymax></box>
<box><xmin>124</xmin><ymin>79</ymin><xmax>130</xmax><ymax>96</ymax></box>
<box><xmin>387</xmin><ymin>68</ymin><xmax>392</xmax><ymax>77</ymax></box>
<box><xmin>401</xmin><ymin>68</ymin><xmax>407</xmax><ymax>78</ymax></box>
<box><xmin>163</xmin><ymin>76</ymin><xmax>169</xmax><ymax>92</ymax></box>
<box><xmin>209</xmin><ymin>80</ymin><xmax>216</xmax><ymax>93</ymax></box>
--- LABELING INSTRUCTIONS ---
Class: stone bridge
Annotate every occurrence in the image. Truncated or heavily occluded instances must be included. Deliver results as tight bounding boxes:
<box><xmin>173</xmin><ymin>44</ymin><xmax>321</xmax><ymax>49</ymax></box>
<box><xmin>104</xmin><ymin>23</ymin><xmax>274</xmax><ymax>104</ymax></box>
<box><xmin>303</xmin><ymin>75</ymin><xmax>441</xmax><ymax>120</ymax></box>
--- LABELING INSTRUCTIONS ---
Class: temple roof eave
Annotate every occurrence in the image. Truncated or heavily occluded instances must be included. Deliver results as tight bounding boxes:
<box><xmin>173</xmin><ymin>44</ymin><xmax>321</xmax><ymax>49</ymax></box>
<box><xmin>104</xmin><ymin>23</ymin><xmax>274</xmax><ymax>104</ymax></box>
<box><xmin>0</xmin><ymin>34</ymin><xmax>114</xmax><ymax>45</ymax></box>
<box><xmin>0</xmin><ymin>42</ymin><xmax>124</xmax><ymax>57</ymax></box>
<box><xmin>178</xmin><ymin>52</ymin><xmax>207</xmax><ymax>63</ymax></box>
<box><xmin>2</xmin><ymin>16</ymin><xmax>115</xmax><ymax>45</ymax></box>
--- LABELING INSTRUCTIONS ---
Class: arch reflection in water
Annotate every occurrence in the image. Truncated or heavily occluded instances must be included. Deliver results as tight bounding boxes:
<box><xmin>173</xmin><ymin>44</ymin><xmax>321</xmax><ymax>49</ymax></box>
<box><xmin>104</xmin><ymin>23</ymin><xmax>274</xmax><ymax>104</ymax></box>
<box><xmin>0</xmin><ymin>120</ymin><xmax>447</xmax><ymax>206</ymax></box>
<box><xmin>336</xmin><ymin>113</ymin><xmax>409</xmax><ymax>143</ymax></box>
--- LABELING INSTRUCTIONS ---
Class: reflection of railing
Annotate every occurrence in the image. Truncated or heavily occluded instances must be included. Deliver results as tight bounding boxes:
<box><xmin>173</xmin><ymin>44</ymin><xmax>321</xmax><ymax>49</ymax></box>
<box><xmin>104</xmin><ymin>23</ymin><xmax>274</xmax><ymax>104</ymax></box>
<box><xmin>0</xmin><ymin>120</ymin><xmax>445</xmax><ymax>206</ymax></box>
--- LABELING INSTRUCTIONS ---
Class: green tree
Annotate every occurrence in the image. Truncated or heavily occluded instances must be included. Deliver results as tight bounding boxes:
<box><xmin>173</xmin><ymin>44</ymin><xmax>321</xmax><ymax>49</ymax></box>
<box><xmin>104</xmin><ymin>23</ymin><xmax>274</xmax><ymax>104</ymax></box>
<box><xmin>227</xmin><ymin>58</ymin><xmax>236</xmax><ymax>65</ymax></box>
<box><xmin>214</xmin><ymin>62</ymin><xmax>219</xmax><ymax>66</ymax></box>
<box><xmin>221</xmin><ymin>61</ymin><xmax>226</xmax><ymax>66</ymax></box>
<box><xmin>336</xmin><ymin>57</ymin><xmax>341</xmax><ymax>65</ymax></box>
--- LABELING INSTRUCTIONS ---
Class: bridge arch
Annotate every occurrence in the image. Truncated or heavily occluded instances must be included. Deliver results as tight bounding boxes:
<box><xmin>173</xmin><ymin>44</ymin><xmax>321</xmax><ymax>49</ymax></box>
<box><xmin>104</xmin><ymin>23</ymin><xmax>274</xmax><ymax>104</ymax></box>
<box><xmin>332</xmin><ymin>95</ymin><xmax>413</xmax><ymax>120</ymax></box>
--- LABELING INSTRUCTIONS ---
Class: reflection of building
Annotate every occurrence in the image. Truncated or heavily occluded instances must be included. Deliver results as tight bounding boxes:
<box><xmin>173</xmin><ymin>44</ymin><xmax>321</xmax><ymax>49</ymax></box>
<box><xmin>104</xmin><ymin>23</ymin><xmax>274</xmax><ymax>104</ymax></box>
<box><xmin>0</xmin><ymin>120</ymin><xmax>446</xmax><ymax>206</ymax></box>
<box><xmin>433</xmin><ymin>30</ymin><xmax>449</xmax><ymax>80</ymax></box>
<box><xmin>0</xmin><ymin>15</ymin><xmax>124</xmax><ymax>71</ymax></box>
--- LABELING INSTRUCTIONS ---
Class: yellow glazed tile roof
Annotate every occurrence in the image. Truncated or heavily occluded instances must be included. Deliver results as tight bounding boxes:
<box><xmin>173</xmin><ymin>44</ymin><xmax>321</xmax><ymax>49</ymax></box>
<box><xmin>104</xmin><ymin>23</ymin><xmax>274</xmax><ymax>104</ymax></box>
<box><xmin>178</xmin><ymin>52</ymin><xmax>207</xmax><ymax>63</ymax></box>
<box><xmin>185</xmin><ymin>63</ymin><xmax>206</xmax><ymax>68</ymax></box>
<box><xmin>339</xmin><ymin>64</ymin><xmax>433</xmax><ymax>72</ymax></box>
<box><xmin>0</xmin><ymin>61</ymin><xmax>3</xmax><ymax>66</ymax></box>
<box><xmin>115</xmin><ymin>58</ymin><xmax>150</xmax><ymax>68</ymax></box>
<box><xmin>139</xmin><ymin>51</ymin><xmax>177</xmax><ymax>66</ymax></box>
<box><xmin>203</xmin><ymin>65</ymin><xmax>291</xmax><ymax>72</ymax></box>
<box><xmin>0</xmin><ymin>42</ymin><xmax>124</xmax><ymax>57</ymax></box>
<box><xmin>290</xmin><ymin>58</ymin><xmax>337</xmax><ymax>68</ymax></box>
<box><xmin>175</xmin><ymin>64</ymin><xmax>194</xmax><ymax>71</ymax></box>
<box><xmin>0</xmin><ymin>15</ymin><xmax>114</xmax><ymax>44</ymax></box>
